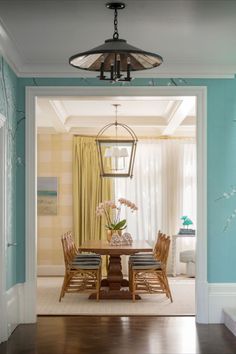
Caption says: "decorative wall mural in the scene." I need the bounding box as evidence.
[0,56,19,288]
[216,186,236,231]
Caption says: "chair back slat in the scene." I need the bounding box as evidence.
[130,230,173,302]
[59,231,101,302]
[154,234,171,266]
[61,231,77,265]
[153,230,163,253]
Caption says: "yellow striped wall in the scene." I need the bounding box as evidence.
[37,134,73,271]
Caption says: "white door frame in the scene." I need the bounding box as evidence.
[0,114,8,342]
[25,86,208,323]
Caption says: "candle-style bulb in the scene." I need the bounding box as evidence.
[100,56,105,79]
[110,62,114,81]
[126,57,131,81]
[117,54,121,78]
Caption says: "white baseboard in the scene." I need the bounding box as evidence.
[196,280,209,323]
[6,283,25,337]
[208,283,236,323]
[37,265,64,276]
[223,308,236,336]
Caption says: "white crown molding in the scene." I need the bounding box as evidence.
[0,20,234,79]
[162,97,195,136]
[17,64,236,79]
[0,13,235,79]
[49,100,67,123]
[0,17,23,76]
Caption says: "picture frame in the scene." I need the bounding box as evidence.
[37,177,58,215]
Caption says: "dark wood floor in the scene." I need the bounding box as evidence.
[0,316,236,354]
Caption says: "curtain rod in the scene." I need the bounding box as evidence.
[73,134,195,141]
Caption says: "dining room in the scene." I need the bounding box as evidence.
[36,92,196,316]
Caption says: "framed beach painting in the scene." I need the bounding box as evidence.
[37,177,58,215]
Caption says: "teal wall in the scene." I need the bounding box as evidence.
[17,76,236,283]
[3,58,236,287]
[0,57,18,289]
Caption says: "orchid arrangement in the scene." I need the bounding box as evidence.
[96,198,138,230]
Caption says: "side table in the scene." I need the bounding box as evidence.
[171,233,196,276]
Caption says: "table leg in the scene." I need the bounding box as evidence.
[107,255,123,290]
[89,254,140,300]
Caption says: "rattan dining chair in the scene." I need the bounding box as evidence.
[129,230,163,261]
[128,231,164,284]
[129,234,173,302]
[59,232,102,302]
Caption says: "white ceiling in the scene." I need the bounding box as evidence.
[0,0,235,77]
[36,96,196,137]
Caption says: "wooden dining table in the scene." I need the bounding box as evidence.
[79,239,153,300]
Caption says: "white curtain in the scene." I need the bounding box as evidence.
[114,138,196,275]
[176,142,196,274]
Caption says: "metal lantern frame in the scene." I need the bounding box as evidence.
[96,121,138,178]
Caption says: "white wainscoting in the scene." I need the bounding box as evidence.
[6,283,25,337]
[224,308,236,336]
[208,283,236,323]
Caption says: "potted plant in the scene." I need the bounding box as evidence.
[96,198,138,241]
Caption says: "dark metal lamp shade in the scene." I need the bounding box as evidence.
[69,38,163,72]
[69,2,163,82]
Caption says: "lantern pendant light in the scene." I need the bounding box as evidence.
[96,104,138,177]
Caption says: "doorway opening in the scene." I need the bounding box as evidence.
[25,87,207,322]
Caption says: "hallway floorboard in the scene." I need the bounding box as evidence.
[0,316,236,354]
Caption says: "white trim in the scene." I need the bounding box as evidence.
[0,14,234,79]
[17,68,235,79]
[195,86,208,323]
[224,307,236,336]
[0,123,7,343]
[25,91,37,323]
[37,265,64,277]
[0,18,22,77]
[208,283,236,323]
[6,283,25,336]
[25,86,207,322]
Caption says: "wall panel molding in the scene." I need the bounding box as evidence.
[208,283,236,323]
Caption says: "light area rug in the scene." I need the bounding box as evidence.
[37,277,195,316]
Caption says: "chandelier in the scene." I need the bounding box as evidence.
[69,2,163,82]
[96,104,138,177]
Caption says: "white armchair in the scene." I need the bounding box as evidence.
[179,250,195,277]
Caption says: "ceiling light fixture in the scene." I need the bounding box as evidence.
[96,104,138,177]
[69,2,163,82]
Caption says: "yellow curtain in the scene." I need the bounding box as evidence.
[73,136,112,247]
